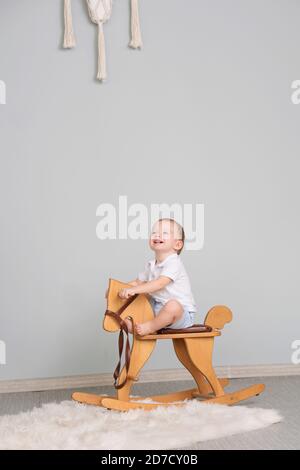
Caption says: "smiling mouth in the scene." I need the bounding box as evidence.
[153,240,164,245]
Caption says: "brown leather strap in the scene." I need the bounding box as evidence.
[105,294,138,389]
[157,324,213,334]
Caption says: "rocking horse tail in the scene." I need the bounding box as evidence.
[204,305,233,330]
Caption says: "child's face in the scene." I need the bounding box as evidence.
[149,220,183,255]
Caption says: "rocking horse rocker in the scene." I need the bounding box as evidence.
[72,279,265,411]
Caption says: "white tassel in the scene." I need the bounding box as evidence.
[63,0,76,48]
[129,0,142,49]
[97,22,107,81]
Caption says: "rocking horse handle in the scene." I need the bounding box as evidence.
[204,305,233,330]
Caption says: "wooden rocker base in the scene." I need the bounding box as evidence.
[72,392,107,407]
[71,388,215,408]
[100,384,265,412]
[72,378,229,406]
[72,378,229,408]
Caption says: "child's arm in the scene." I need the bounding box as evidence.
[127,279,145,287]
[119,277,171,299]
[105,279,144,298]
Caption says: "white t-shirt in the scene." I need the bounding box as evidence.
[137,253,197,312]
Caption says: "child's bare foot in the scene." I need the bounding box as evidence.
[123,317,133,333]
[135,321,156,336]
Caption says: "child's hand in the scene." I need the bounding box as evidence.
[119,288,136,299]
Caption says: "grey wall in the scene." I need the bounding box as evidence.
[0,0,300,381]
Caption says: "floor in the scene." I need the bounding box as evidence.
[0,376,299,450]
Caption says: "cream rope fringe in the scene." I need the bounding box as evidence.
[63,0,76,48]
[129,0,142,48]
[97,22,107,81]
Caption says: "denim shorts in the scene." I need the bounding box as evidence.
[149,297,195,329]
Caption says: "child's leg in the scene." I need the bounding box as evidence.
[135,300,184,336]
[122,294,153,333]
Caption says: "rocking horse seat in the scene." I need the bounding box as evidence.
[157,324,213,335]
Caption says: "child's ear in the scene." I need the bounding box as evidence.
[175,239,183,252]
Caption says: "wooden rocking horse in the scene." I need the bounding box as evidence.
[72,279,265,411]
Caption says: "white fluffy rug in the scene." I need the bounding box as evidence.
[0,399,282,450]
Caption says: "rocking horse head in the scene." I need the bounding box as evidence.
[103,279,153,333]
[102,279,154,390]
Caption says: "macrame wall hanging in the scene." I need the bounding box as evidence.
[63,0,143,81]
